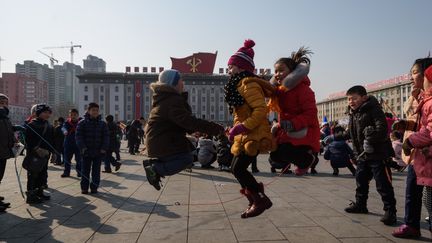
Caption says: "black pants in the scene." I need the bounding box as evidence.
[404,165,423,229]
[128,140,138,154]
[269,143,315,169]
[355,159,396,211]
[231,154,260,192]
[310,152,319,169]
[27,163,48,191]
[332,163,356,175]
[0,158,6,183]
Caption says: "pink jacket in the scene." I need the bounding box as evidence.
[408,90,432,187]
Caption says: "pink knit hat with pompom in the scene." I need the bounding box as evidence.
[228,39,256,72]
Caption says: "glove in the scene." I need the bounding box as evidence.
[392,120,407,131]
[280,120,294,132]
[363,140,374,154]
[402,139,413,156]
[323,135,334,145]
[228,124,249,142]
[34,147,50,158]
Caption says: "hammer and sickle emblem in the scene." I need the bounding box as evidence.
[186,57,202,73]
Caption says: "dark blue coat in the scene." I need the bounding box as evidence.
[324,140,354,168]
[75,113,109,157]
[62,118,81,148]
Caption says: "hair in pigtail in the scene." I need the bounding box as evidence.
[291,46,313,65]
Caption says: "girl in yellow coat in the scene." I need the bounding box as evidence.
[224,39,275,218]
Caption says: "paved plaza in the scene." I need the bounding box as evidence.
[0,145,431,243]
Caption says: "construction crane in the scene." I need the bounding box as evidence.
[38,50,59,68]
[43,41,82,64]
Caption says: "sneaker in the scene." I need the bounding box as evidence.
[252,168,260,173]
[81,190,89,194]
[60,174,70,178]
[392,224,421,238]
[90,190,98,194]
[144,165,162,191]
[310,168,318,175]
[115,162,122,171]
[344,201,368,214]
[380,210,397,225]
[201,164,215,169]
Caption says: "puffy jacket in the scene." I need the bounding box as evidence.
[197,138,216,165]
[274,77,321,152]
[336,96,394,161]
[231,77,276,156]
[53,123,65,152]
[323,140,354,168]
[75,113,109,157]
[62,118,81,148]
[402,89,421,164]
[25,118,54,153]
[145,83,223,158]
[0,108,15,159]
[407,89,432,186]
[107,121,121,151]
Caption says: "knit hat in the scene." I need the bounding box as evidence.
[35,104,52,117]
[228,39,256,73]
[158,69,181,87]
[425,65,432,83]
[0,93,8,100]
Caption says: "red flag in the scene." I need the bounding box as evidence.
[171,52,217,74]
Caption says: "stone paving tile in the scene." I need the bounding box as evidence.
[312,216,380,238]
[188,211,231,230]
[87,232,140,243]
[187,229,237,243]
[339,237,394,243]
[279,226,340,243]
[137,219,188,243]
[230,218,286,241]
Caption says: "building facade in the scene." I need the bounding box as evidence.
[83,55,106,73]
[77,72,234,123]
[317,74,411,124]
[0,73,48,107]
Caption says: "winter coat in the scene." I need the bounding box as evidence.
[62,118,81,148]
[127,120,141,143]
[407,89,432,186]
[53,123,65,152]
[402,89,420,164]
[272,77,321,152]
[0,108,15,159]
[107,121,121,151]
[216,135,233,166]
[145,83,223,158]
[231,77,276,156]
[197,138,216,165]
[323,140,354,168]
[75,113,109,157]
[336,96,394,161]
[25,118,54,153]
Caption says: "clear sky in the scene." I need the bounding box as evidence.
[0,0,431,101]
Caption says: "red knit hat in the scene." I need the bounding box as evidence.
[228,39,255,73]
[425,65,432,83]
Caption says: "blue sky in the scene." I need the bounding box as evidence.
[0,0,431,100]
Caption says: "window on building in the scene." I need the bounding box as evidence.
[84,95,88,101]
[202,106,206,111]
[145,96,149,102]
[115,86,119,92]
[211,88,214,94]
[220,97,223,102]
[100,86,104,92]
[100,104,104,110]
[115,96,119,101]
[128,87,132,92]
[211,97,215,102]
[127,96,131,102]
[115,105,119,111]
[192,88,196,94]
[202,88,205,92]
[100,95,104,101]
[219,106,223,111]
[211,106,214,112]
[211,114,215,120]
[84,86,88,92]
[202,97,206,102]
[127,105,131,111]
[192,97,196,102]
[219,114,224,120]
[192,105,196,111]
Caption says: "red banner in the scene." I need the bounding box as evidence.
[135,80,141,119]
[171,52,217,74]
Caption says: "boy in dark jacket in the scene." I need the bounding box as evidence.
[76,103,109,194]
[103,115,121,173]
[61,109,82,178]
[53,117,65,165]
[323,125,356,176]
[0,94,15,211]
[24,104,54,204]
[327,85,397,225]
[144,69,224,190]
[127,120,140,155]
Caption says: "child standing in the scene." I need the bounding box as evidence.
[61,109,82,178]
[225,40,275,218]
[0,94,15,211]
[331,85,397,225]
[76,103,109,194]
[24,104,54,204]
[323,126,356,176]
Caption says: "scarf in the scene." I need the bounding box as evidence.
[224,71,255,113]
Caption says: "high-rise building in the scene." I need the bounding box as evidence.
[83,55,106,73]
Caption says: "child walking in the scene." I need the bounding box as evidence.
[76,103,109,194]
[225,39,275,218]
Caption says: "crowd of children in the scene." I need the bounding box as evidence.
[0,41,431,239]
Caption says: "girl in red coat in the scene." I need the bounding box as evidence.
[269,48,320,176]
